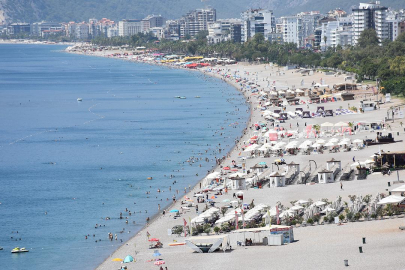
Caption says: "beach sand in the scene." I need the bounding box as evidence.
[67,48,405,270]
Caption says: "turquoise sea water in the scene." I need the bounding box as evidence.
[0,44,248,270]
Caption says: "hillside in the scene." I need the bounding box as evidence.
[0,0,404,23]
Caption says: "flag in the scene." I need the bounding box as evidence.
[276,206,280,225]
[267,208,272,227]
[189,217,192,236]
[183,218,188,237]
[235,211,239,230]
[241,208,246,228]
[146,231,150,239]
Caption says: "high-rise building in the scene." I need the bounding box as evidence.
[281,16,303,47]
[31,22,62,36]
[241,9,275,42]
[320,16,353,50]
[142,15,166,33]
[7,23,30,35]
[207,19,242,43]
[118,19,142,36]
[180,7,216,38]
[352,2,389,45]
[297,11,322,40]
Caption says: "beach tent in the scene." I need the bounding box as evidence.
[124,255,134,263]
[185,235,230,253]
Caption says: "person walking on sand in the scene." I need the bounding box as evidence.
[340,182,343,190]
[353,156,355,162]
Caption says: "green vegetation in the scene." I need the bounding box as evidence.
[92,29,405,96]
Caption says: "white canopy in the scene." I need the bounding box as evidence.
[391,185,405,193]
[377,195,405,205]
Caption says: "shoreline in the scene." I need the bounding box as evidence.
[66,48,405,270]
[64,49,256,269]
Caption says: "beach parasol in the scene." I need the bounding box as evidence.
[223,199,230,203]
[152,250,162,257]
[112,258,123,262]
[223,167,230,170]
[353,139,363,144]
[154,260,165,266]
[169,209,179,213]
[124,255,134,263]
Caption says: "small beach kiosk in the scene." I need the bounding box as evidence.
[233,225,294,246]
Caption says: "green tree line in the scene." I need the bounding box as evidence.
[92,29,405,96]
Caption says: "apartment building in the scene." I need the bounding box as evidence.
[352,2,389,45]
[241,9,275,42]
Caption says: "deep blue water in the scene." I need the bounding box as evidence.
[0,44,248,270]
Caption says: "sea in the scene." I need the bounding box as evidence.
[0,44,249,270]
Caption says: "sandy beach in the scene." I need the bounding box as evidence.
[66,47,405,270]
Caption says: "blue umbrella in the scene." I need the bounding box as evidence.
[169,209,179,213]
[153,250,162,257]
[259,162,267,165]
[124,255,134,263]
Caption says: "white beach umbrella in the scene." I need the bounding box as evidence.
[314,201,326,207]
[321,122,334,127]
[329,138,339,143]
[312,143,321,148]
[324,142,335,147]
[334,122,349,127]
[295,199,309,205]
[291,205,304,211]
[316,139,326,144]
[364,159,375,164]
[338,140,349,145]
[353,139,363,143]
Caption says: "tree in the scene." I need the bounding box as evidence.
[357,29,379,48]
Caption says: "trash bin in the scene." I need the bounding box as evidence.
[262,237,268,246]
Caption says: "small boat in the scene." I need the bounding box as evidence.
[11,247,29,253]
[147,177,153,180]
[174,96,181,98]
[195,96,201,98]
[179,96,186,99]
[77,98,83,102]
[0,246,3,250]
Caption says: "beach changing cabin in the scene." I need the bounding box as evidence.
[269,172,286,187]
[318,169,334,184]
